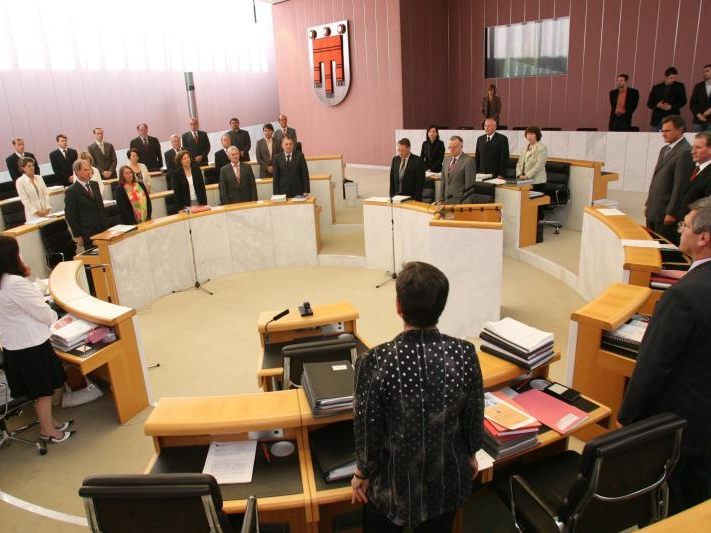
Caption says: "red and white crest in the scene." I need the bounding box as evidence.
[308,20,351,106]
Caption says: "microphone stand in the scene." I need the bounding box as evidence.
[376,195,398,288]
[173,207,213,296]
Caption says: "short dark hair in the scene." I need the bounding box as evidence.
[695,131,711,148]
[524,126,542,141]
[18,157,35,171]
[664,66,678,77]
[175,149,192,167]
[56,134,67,142]
[396,262,449,328]
[0,236,26,281]
[126,148,140,159]
[230,117,239,123]
[263,123,274,132]
[397,138,411,148]
[449,135,464,144]
[617,73,629,81]
[661,114,686,130]
[426,125,440,141]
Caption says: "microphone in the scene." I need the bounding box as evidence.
[264,308,290,340]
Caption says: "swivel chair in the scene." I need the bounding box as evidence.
[1,200,26,229]
[541,161,571,233]
[39,218,77,270]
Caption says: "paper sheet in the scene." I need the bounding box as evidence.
[203,440,257,484]
[597,208,626,216]
[620,239,662,248]
[475,449,495,470]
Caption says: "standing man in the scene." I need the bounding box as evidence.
[164,134,182,174]
[619,198,711,515]
[647,67,687,132]
[475,118,509,180]
[87,128,118,180]
[181,117,210,166]
[226,117,251,162]
[389,138,425,201]
[439,136,476,203]
[273,114,297,147]
[609,74,640,131]
[645,115,693,244]
[49,134,78,187]
[129,123,163,171]
[689,64,711,132]
[219,146,257,205]
[5,138,39,182]
[255,123,281,178]
[273,137,309,198]
[64,159,108,250]
[676,132,711,222]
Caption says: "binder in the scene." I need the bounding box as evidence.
[301,360,354,406]
[309,420,357,481]
[600,315,649,354]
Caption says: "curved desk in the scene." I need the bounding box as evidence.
[49,260,149,423]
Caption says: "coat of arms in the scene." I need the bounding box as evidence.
[308,20,351,106]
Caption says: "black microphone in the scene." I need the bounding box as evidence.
[272,309,290,321]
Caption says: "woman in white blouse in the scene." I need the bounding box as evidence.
[126,148,151,193]
[15,158,51,221]
[0,236,72,443]
[78,151,107,199]
[516,126,548,187]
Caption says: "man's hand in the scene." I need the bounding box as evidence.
[350,468,369,504]
[697,113,708,123]
[469,455,479,480]
[39,208,51,217]
[195,155,204,163]
[663,214,677,225]
[74,236,83,246]
[267,165,273,174]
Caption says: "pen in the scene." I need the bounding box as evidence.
[261,442,271,463]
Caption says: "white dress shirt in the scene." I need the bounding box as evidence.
[88,165,106,198]
[0,274,57,350]
[15,173,50,221]
[185,170,197,202]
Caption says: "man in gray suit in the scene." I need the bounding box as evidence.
[273,114,297,147]
[645,115,694,244]
[219,146,257,205]
[255,123,282,178]
[87,127,117,180]
[438,136,476,203]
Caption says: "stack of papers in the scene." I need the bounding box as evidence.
[270,194,287,202]
[104,224,137,238]
[482,391,540,459]
[597,208,626,216]
[391,195,411,203]
[480,317,555,370]
[475,173,493,181]
[51,314,97,351]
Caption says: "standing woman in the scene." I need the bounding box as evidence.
[419,125,445,172]
[481,84,502,126]
[0,236,73,443]
[15,158,51,221]
[126,148,152,193]
[171,150,207,209]
[115,165,152,225]
[516,126,548,189]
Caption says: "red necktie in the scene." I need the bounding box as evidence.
[233,164,240,185]
[690,166,700,182]
[449,157,457,171]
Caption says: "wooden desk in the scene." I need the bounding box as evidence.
[49,261,149,423]
[640,500,711,531]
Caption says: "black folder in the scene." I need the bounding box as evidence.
[309,420,356,480]
[301,360,354,407]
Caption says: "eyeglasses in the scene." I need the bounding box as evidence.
[677,221,690,233]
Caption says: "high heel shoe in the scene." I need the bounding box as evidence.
[40,430,75,444]
[55,420,74,431]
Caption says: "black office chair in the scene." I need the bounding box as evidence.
[1,200,26,229]
[0,349,48,455]
[498,124,508,130]
[506,156,519,179]
[506,413,685,533]
[466,182,497,204]
[542,127,562,131]
[513,126,528,130]
[541,161,571,234]
[458,125,476,130]
[39,218,77,269]
[79,473,237,533]
[629,126,640,132]
[576,127,598,131]
[104,202,122,227]
[0,181,16,200]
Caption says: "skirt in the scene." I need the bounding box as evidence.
[3,339,66,399]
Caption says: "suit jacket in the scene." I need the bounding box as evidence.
[64,180,108,246]
[608,87,639,127]
[181,130,211,165]
[689,81,711,125]
[164,148,181,173]
[49,148,78,186]
[227,129,252,161]
[115,181,152,225]
[6,152,39,181]
[677,164,711,220]
[129,135,163,170]
[389,154,425,201]
[439,153,476,203]
[420,140,445,173]
[475,132,509,179]
[213,149,229,172]
[170,164,207,208]
[255,138,282,178]
[645,138,693,222]
[273,126,298,147]
[516,142,548,185]
[273,151,309,197]
[219,162,257,205]
[15,174,51,221]
[647,81,687,127]
[619,261,711,455]
[87,141,118,179]
[481,96,501,121]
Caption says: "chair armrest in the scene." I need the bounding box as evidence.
[510,475,562,533]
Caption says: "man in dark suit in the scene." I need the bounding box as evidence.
[619,198,711,514]
[129,123,163,170]
[213,134,231,172]
[5,138,39,181]
[164,134,182,173]
[676,132,711,221]
[255,123,281,178]
[689,64,711,132]
[219,146,257,205]
[475,119,509,180]
[647,67,687,131]
[644,115,693,244]
[389,138,425,201]
[273,137,309,198]
[87,127,118,180]
[64,159,108,250]
[438,136,476,203]
[181,117,210,165]
[226,117,251,162]
[273,114,298,147]
[609,74,640,131]
[49,134,78,187]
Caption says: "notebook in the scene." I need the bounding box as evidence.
[513,389,588,435]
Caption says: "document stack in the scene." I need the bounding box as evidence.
[50,314,97,352]
[309,420,357,481]
[600,315,649,357]
[482,391,540,460]
[650,269,686,290]
[301,360,354,418]
[480,317,554,370]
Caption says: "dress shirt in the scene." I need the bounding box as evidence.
[266,138,273,158]
[696,159,711,174]
[0,274,57,350]
[185,171,197,201]
[231,163,240,182]
[706,81,711,99]
[689,257,711,272]
[15,173,51,221]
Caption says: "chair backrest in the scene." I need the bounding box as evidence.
[39,218,77,268]
[512,126,527,130]
[544,161,571,185]
[1,200,26,229]
[559,413,686,532]
[576,127,598,131]
[542,127,562,131]
[79,473,233,533]
[0,181,16,200]
[104,203,122,227]
[470,181,496,204]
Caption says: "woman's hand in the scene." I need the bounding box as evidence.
[351,468,369,504]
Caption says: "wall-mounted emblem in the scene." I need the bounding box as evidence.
[308,20,351,106]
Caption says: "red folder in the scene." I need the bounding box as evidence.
[513,389,588,435]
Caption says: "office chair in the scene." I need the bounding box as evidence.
[576,127,598,131]
[541,127,562,131]
[513,126,527,130]
[104,203,122,228]
[0,181,16,200]
[506,413,685,533]
[498,124,508,130]
[540,161,571,234]
[0,349,48,455]
[39,218,77,270]
[628,126,640,132]
[458,125,476,130]
[239,495,259,533]
[1,200,26,229]
[79,473,236,533]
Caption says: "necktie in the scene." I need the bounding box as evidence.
[487,136,491,143]
[99,143,105,155]
[690,166,700,182]
[233,164,240,185]
[287,154,291,164]
[399,157,406,178]
[143,137,148,146]
[85,183,94,199]
[62,149,67,158]
[662,145,672,160]
[449,157,457,171]
[193,131,198,143]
